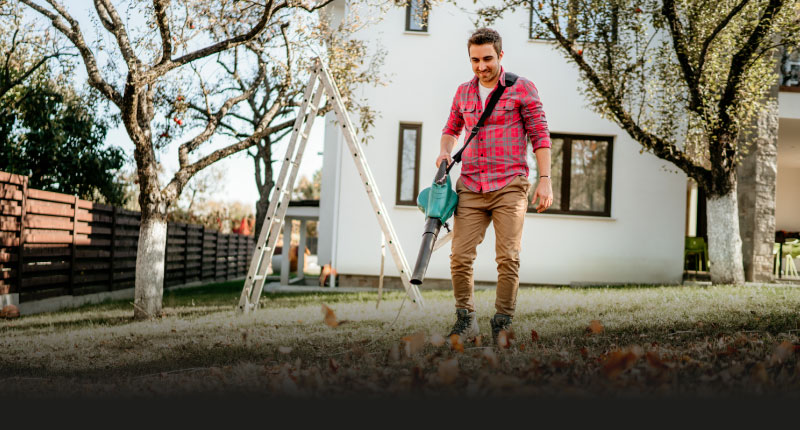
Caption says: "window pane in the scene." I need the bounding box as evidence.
[408,0,427,31]
[527,138,563,211]
[399,127,418,202]
[569,139,608,212]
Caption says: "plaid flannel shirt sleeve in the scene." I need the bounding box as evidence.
[519,79,551,152]
[442,87,465,138]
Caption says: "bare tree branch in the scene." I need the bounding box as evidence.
[93,0,141,69]
[152,0,173,66]
[662,0,704,116]
[19,0,123,106]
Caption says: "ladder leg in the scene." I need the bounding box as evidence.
[238,69,321,312]
[316,58,425,308]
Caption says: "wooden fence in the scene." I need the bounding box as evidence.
[0,172,254,303]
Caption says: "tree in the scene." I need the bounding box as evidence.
[475,0,800,284]
[293,168,322,200]
[0,3,125,205]
[20,0,348,319]
[183,5,388,239]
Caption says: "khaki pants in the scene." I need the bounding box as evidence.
[450,175,530,317]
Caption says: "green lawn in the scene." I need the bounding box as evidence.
[1,281,800,398]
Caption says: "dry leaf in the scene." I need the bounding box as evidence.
[388,343,400,362]
[751,362,768,384]
[328,357,340,373]
[497,330,510,349]
[587,320,604,334]
[321,303,339,327]
[769,341,794,365]
[601,346,641,379]
[278,346,292,354]
[645,351,670,370]
[402,331,426,356]
[437,358,459,384]
[429,333,445,347]
[448,334,464,353]
[483,348,499,368]
[530,329,539,342]
[580,347,589,358]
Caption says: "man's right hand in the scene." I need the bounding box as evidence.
[435,151,453,168]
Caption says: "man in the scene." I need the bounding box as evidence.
[436,27,553,345]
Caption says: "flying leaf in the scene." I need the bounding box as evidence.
[437,358,459,384]
[448,334,465,353]
[497,330,511,349]
[321,303,339,327]
[402,331,426,356]
[587,320,604,334]
[429,333,445,347]
[483,348,499,368]
[769,341,794,365]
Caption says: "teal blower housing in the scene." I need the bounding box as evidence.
[410,161,457,285]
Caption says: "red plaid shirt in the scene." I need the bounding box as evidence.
[442,68,551,193]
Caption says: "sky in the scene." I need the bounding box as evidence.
[42,3,325,210]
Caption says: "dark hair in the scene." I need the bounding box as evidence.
[468,27,502,56]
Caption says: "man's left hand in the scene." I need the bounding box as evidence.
[532,178,553,213]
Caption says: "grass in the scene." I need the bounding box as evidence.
[1,280,800,398]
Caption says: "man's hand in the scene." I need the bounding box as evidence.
[435,151,453,168]
[532,177,553,213]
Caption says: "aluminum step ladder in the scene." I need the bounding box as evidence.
[237,57,425,313]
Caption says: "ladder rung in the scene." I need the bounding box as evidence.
[253,275,265,281]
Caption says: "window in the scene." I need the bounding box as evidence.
[405,0,429,32]
[526,134,613,216]
[780,48,800,92]
[396,123,422,206]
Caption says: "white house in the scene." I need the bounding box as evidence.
[314,0,800,288]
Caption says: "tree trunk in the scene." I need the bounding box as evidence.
[133,214,168,319]
[706,187,746,285]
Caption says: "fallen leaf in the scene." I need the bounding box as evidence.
[328,357,340,373]
[278,346,292,354]
[388,343,400,362]
[751,362,768,384]
[437,358,459,384]
[321,303,339,327]
[429,333,445,347]
[448,334,464,353]
[580,347,589,358]
[483,349,499,368]
[402,331,426,356]
[587,320,604,334]
[601,346,641,379]
[769,341,794,365]
[530,329,539,342]
[645,351,670,370]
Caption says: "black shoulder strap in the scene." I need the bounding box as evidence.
[447,72,519,174]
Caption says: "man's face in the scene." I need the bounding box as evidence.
[469,43,503,86]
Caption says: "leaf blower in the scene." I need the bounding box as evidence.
[410,72,518,285]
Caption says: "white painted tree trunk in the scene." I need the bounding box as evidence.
[706,188,746,285]
[134,216,168,319]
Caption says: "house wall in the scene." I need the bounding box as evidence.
[320,1,687,286]
[776,166,800,232]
